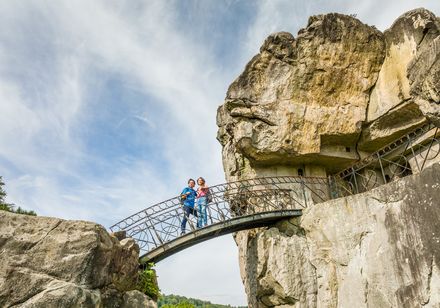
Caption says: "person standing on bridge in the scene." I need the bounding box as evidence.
[196,177,210,228]
[180,178,197,235]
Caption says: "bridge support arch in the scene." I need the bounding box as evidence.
[141,209,302,263]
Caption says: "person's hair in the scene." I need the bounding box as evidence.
[197,177,206,185]
[188,178,195,184]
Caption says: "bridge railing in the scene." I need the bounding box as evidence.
[109,176,330,254]
[332,123,439,197]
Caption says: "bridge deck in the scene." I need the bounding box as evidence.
[141,209,302,263]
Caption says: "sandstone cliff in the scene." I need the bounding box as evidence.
[237,163,440,307]
[0,211,156,308]
[217,8,439,179]
[217,8,440,307]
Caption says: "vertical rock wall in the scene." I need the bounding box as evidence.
[235,221,317,307]
[236,163,440,307]
[302,163,440,307]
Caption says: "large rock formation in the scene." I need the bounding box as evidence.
[218,8,440,307]
[217,8,440,179]
[0,211,156,308]
[217,13,386,178]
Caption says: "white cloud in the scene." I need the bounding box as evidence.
[0,0,225,210]
[0,0,244,304]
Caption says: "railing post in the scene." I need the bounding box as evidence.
[327,176,333,199]
[420,127,438,171]
[174,209,182,231]
[377,153,388,184]
[407,135,422,173]
[301,177,307,208]
[215,202,226,221]
[147,219,164,245]
[146,224,158,247]
[352,168,359,194]
[207,205,214,224]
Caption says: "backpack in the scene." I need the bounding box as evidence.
[179,193,187,205]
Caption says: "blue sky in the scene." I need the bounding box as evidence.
[1,1,439,305]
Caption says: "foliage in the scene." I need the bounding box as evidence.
[0,203,12,212]
[161,301,195,308]
[10,206,37,216]
[0,176,36,216]
[158,294,247,308]
[137,262,160,301]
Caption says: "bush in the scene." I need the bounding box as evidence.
[158,294,247,308]
[0,203,12,212]
[161,301,195,308]
[0,201,37,216]
[137,262,160,301]
[13,206,37,216]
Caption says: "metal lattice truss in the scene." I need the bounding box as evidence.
[110,176,329,255]
[110,122,440,260]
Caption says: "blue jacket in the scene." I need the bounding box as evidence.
[181,187,197,207]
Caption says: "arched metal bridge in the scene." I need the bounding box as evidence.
[110,123,439,263]
[110,176,330,263]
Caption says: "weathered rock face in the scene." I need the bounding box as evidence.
[217,13,386,179]
[235,221,317,307]
[217,8,440,180]
[239,163,440,307]
[0,212,156,308]
[361,8,440,150]
[218,8,440,308]
[302,163,440,308]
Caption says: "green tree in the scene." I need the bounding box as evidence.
[0,176,13,211]
[137,262,160,301]
[158,294,247,308]
[0,176,36,216]
[161,301,195,308]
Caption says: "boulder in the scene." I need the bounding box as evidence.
[217,13,385,179]
[0,212,156,308]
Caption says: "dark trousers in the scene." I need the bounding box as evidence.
[181,205,197,233]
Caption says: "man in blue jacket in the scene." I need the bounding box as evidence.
[180,178,197,235]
